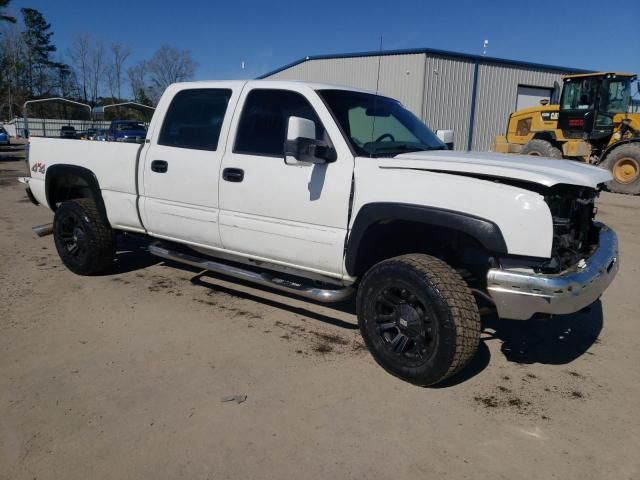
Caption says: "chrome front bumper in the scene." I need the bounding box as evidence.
[487,224,619,320]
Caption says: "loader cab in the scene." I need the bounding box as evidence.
[558,73,635,140]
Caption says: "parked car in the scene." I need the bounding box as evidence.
[0,126,9,146]
[108,120,147,143]
[23,80,619,386]
[59,125,78,139]
[83,127,99,140]
[93,129,108,141]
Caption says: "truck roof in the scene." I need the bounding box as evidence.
[169,79,377,95]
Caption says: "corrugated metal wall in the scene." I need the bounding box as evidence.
[267,54,426,118]
[471,63,564,151]
[422,55,475,150]
[266,53,570,151]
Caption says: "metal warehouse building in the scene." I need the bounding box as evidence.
[259,48,590,151]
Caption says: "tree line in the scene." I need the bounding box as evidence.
[0,1,198,119]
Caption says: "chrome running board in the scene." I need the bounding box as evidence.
[148,244,354,303]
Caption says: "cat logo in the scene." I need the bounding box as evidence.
[541,112,559,122]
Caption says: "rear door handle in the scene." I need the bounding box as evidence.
[222,168,244,182]
[151,160,168,173]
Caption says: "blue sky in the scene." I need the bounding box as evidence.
[6,0,640,88]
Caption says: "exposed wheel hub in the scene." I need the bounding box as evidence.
[613,157,639,184]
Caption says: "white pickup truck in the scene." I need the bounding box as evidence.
[23,80,619,385]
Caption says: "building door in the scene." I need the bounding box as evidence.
[516,85,553,110]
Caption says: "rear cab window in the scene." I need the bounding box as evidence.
[158,89,232,151]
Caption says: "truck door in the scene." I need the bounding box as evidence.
[141,86,239,248]
[218,85,354,278]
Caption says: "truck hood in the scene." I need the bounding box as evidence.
[380,150,611,188]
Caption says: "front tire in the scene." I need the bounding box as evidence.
[53,198,115,275]
[521,139,563,159]
[601,143,640,195]
[356,254,481,386]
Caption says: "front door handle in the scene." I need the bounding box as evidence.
[222,168,244,182]
[151,160,168,173]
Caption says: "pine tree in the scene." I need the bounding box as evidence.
[137,87,153,106]
[0,0,17,24]
[21,8,57,96]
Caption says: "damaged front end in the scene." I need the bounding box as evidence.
[485,181,618,320]
[540,184,600,273]
[461,176,604,274]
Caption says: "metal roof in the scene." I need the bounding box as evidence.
[92,102,155,114]
[258,47,594,79]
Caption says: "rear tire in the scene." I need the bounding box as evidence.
[601,143,640,195]
[53,198,115,275]
[356,254,481,386]
[521,139,563,159]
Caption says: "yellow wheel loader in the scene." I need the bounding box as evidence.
[494,72,640,194]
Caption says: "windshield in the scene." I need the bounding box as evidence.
[318,89,446,157]
[561,77,600,110]
[561,75,633,114]
[599,77,632,114]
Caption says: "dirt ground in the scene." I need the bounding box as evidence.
[1,155,639,480]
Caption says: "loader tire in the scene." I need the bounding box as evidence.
[521,139,563,159]
[602,143,640,195]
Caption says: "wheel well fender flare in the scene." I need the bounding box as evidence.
[45,164,107,218]
[344,203,508,276]
[532,131,557,142]
[599,138,640,165]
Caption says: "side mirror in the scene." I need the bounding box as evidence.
[284,116,337,165]
[436,129,454,150]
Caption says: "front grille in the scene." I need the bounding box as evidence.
[542,186,598,272]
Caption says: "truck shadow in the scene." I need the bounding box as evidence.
[434,341,492,388]
[190,272,359,331]
[484,301,603,365]
[436,304,603,387]
[108,235,161,274]
[106,237,602,385]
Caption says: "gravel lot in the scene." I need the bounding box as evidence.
[1,155,639,480]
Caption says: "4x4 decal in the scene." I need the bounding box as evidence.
[31,162,46,174]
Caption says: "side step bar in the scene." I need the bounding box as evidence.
[148,244,354,303]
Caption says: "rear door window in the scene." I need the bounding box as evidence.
[158,89,232,151]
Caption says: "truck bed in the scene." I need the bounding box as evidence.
[27,137,145,232]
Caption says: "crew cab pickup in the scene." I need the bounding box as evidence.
[23,80,619,386]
